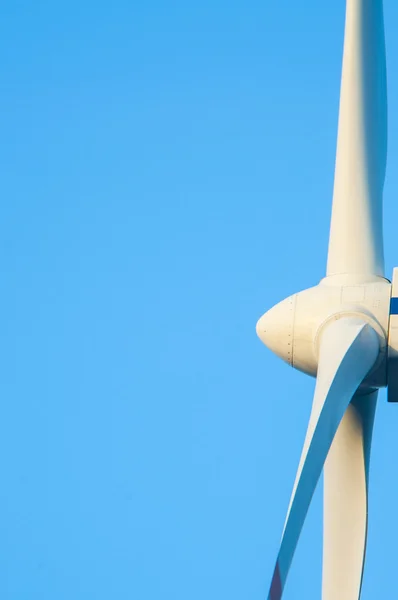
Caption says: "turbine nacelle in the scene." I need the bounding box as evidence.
[256,276,391,388]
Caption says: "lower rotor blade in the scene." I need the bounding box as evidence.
[267,318,379,600]
[323,390,377,600]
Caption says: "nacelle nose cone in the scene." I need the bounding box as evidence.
[256,295,296,366]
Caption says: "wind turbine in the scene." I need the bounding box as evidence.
[256,1,397,598]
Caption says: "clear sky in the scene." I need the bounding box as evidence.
[2,1,398,598]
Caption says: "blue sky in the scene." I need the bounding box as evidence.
[2,1,398,598]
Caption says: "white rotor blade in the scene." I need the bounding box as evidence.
[267,318,379,600]
[327,0,387,277]
[323,390,377,600]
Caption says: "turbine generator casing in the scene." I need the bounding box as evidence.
[388,267,398,401]
[256,275,391,389]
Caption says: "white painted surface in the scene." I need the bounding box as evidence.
[323,391,377,600]
[256,277,390,386]
[258,0,391,597]
[267,318,379,599]
[327,0,387,278]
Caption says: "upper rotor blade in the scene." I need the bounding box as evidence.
[327,0,387,278]
[323,390,377,600]
[267,318,379,600]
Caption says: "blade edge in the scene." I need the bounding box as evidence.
[267,318,379,599]
[322,390,377,600]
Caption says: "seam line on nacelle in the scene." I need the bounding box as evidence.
[292,294,297,369]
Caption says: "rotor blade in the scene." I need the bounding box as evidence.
[327,0,387,278]
[267,318,379,600]
[323,390,377,600]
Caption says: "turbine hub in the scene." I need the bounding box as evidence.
[256,276,391,388]
[256,295,296,366]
